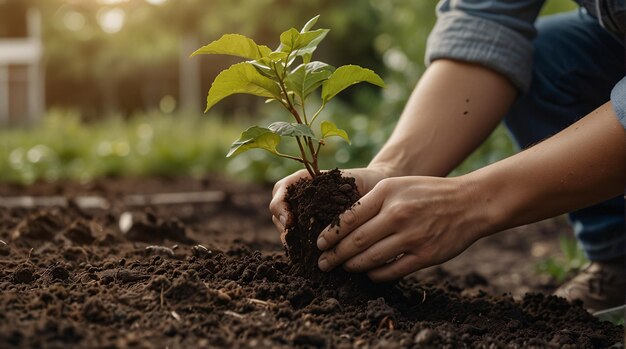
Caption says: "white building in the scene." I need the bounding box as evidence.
[0,7,44,125]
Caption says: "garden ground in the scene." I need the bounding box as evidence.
[0,176,622,348]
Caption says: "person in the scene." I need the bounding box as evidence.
[270,0,626,313]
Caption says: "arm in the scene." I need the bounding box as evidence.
[317,103,626,282]
[473,101,626,233]
[369,59,516,177]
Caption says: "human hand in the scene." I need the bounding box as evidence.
[269,167,394,242]
[316,176,492,282]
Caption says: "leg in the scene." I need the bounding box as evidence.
[504,9,625,262]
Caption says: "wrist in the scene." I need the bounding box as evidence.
[366,162,404,178]
[460,170,513,240]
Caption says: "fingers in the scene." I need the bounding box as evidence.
[317,198,385,272]
[342,233,407,273]
[272,215,284,234]
[316,192,382,252]
[367,254,424,283]
[269,170,310,231]
[341,168,385,196]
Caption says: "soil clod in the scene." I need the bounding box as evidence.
[0,176,622,348]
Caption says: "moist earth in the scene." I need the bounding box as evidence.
[0,176,622,348]
[283,169,368,287]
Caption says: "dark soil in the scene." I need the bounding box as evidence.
[0,176,623,348]
[283,169,366,286]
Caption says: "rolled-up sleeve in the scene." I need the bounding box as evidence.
[611,77,626,130]
[426,0,546,93]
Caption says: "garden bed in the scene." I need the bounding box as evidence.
[0,177,622,348]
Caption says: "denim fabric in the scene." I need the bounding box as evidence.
[426,0,626,130]
[426,0,544,93]
[579,0,626,36]
[503,10,625,261]
[612,77,626,127]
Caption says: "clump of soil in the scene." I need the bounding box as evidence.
[283,169,363,284]
[0,176,623,348]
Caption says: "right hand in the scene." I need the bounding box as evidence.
[269,167,394,240]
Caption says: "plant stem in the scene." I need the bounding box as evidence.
[314,141,322,159]
[272,62,314,175]
[300,96,309,125]
[300,96,320,175]
[307,138,320,174]
[295,137,316,177]
[274,152,306,164]
[272,59,320,177]
[308,102,326,126]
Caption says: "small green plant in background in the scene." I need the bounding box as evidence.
[536,236,589,283]
[0,110,240,184]
[192,15,384,177]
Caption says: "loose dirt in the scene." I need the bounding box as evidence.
[0,176,622,348]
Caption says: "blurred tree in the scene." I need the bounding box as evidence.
[29,0,382,119]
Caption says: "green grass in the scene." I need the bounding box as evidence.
[0,110,241,184]
[536,236,590,283]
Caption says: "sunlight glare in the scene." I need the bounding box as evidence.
[97,7,125,34]
[145,0,167,5]
[63,10,86,32]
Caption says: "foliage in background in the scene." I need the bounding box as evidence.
[32,0,381,117]
[0,0,579,183]
[535,236,590,283]
[0,110,239,184]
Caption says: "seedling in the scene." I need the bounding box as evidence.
[192,15,384,177]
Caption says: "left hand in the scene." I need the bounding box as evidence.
[316,175,494,282]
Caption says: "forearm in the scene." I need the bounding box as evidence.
[369,59,516,177]
[470,102,626,235]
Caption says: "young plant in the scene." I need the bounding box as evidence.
[192,15,384,177]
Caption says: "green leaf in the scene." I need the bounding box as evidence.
[285,62,334,100]
[269,122,315,138]
[249,60,275,79]
[294,29,328,57]
[227,126,281,158]
[191,34,271,60]
[206,63,282,112]
[279,28,328,53]
[321,65,385,102]
[321,121,350,144]
[301,15,320,32]
[302,53,313,64]
[268,52,289,62]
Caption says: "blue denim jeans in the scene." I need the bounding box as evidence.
[504,10,625,261]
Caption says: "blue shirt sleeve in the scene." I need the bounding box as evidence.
[425,0,546,93]
[611,76,626,131]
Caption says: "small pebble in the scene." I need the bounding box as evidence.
[0,240,9,256]
[414,328,435,345]
[216,289,231,302]
[118,212,133,234]
[192,244,211,257]
[145,246,175,257]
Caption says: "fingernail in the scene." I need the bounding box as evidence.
[317,235,328,250]
[279,215,286,227]
[318,257,329,271]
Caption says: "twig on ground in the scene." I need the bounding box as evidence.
[247,298,275,308]
[160,285,165,308]
[223,310,245,319]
